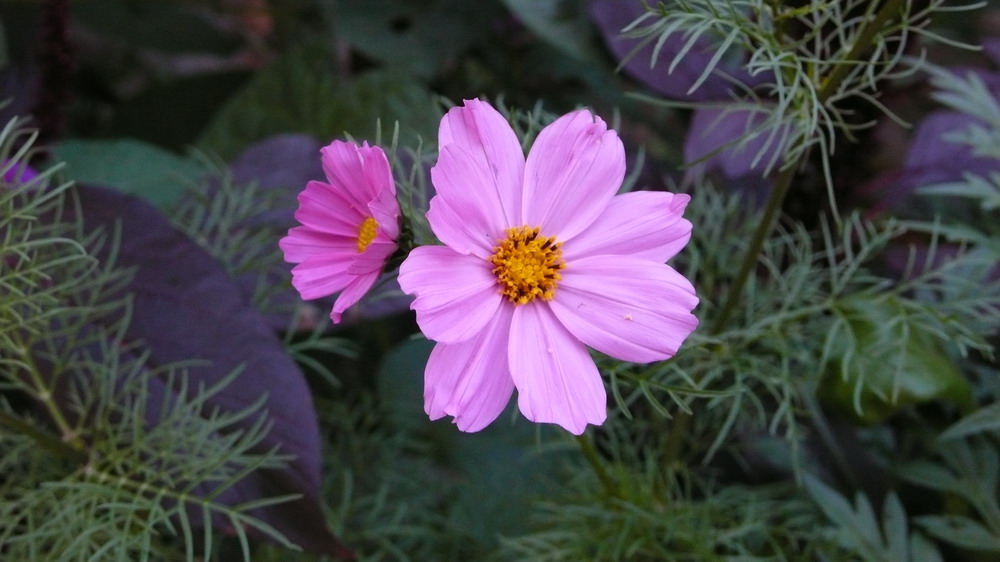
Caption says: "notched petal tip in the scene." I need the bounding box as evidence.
[329,271,381,324]
[422,309,515,432]
[522,108,626,241]
[509,305,608,435]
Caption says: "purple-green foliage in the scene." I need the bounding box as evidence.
[72,184,348,557]
[4,0,1000,560]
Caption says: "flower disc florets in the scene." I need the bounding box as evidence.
[488,226,565,304]
[356,217,379,253]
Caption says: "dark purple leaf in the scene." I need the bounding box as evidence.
[229,133,325,229]
[982,38,1000,69]
[75,184,351,559]
[587,0,766,101]
[903,111,988,170]
[683,106,788,180]
[858,110,1000,217]
[224,134,330,328]
[0,64,40,126]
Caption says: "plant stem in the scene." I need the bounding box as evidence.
[0,410,87,464]
[575,433,620,500]
[666,0,904,464]
[711,0,902,334]
[710,161,800,333]
[11,331,85,449]
[818,0,902,102]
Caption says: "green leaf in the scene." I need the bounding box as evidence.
[940,403,1000,441]
[910,532,945,562]
[883,492,909,560]
[803,476,887,560]
[917,515,1000,552]
[51,139,202,208]
[325,0,499,79]
[805,476,933,561]
[818,295,972,424]
[501,0,604,63]
[376,338,581,549]
[899,461,964,497]
[804,476,864,536]
[196,41,439,159]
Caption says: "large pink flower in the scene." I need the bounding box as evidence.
[280,140,400,323]
[398,99,699,435]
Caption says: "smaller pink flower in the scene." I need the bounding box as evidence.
[280,140,400,323]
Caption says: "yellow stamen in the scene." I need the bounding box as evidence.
[488,226,565,305]
[356,217,378,253]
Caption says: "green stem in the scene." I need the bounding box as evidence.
[710,161,799,333]
[11,331,84,449]
[0,410,87,464]
[711,0,902,334]
[662,409,689,467]
[575,433,620,500]
[818,0,903,102]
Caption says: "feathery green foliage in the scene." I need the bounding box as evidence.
[5,0,1000,558]
[628,0,982,190]
[0,119,297,561]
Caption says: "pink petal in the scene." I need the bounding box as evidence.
[288,252,354,300]
[320,141,391,212]
[509,304,607,435]
[522,110,625,241]
[279,226,353,264]
[424,305,515,432]
[347,239,396,275]
[549,256,699,363]
[426,196,500,258]
[398,246,504,343]
[293,180,365,237]
[358,142,396,195]
[438,99,524,226]
[368,184,401,240]
[563,192,693,263]
[428,143,513,255]
[330,270,380,323]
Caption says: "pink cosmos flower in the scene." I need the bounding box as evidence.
[398,99,699,435]
[280,140,399,323]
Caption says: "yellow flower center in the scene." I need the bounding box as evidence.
[488,226,565,305]
[356,217,378,253]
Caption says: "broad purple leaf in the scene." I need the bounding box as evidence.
[903,111,989,170]
[0,64,39,126]
[225,134,329,328]
[858,110,1000,216]
[683,106,789,180]
[75,184,351,558]
[983,38,1000,69]
[229,134,325,229]
[588,0,765,101]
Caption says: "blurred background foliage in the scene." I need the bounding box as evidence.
[2,0,1000,560]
